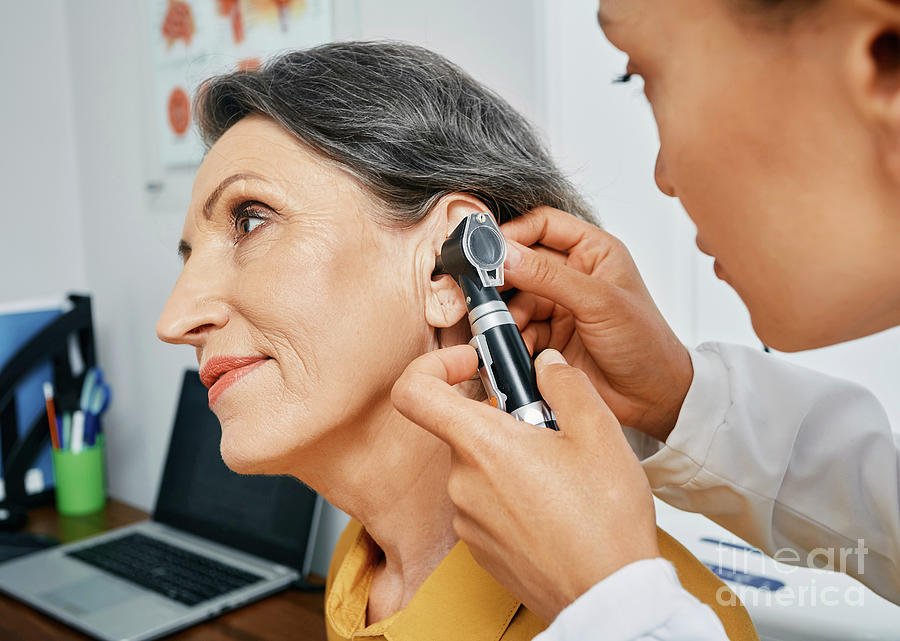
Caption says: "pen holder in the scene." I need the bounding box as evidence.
[51,436,106,516]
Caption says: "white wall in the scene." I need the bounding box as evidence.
[537,0,697,342]
[0,1,87,302]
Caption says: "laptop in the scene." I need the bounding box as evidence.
[0,370,323,641]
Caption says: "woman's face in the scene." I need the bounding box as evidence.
[156,115,437,475]
[599,0,900,350]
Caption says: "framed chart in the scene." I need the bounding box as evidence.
[148,0,332,168]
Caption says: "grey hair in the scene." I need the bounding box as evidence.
[194,41,593,227]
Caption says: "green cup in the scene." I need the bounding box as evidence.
[51,436,106,516]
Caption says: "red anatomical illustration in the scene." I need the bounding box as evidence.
[217,0,245,44]
[161,0,195,49]
[168,87,190,136]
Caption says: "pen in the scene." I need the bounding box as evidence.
[43,382,60,450]
[80,367,100,412]
[62,412,72,451]
[84,412,98,448]
[71,411,85,454]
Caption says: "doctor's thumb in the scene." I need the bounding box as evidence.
[535,349,618,438]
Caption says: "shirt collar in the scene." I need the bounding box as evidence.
[326,523,522,641]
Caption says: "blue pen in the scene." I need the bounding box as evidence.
[83,412,96,448]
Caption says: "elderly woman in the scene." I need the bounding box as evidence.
[156,42,757,640]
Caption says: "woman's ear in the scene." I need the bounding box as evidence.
[422,193,493,329]
[425,272,467,329]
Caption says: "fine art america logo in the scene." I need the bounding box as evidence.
[715,540,870,608]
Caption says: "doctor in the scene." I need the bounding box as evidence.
[391,0,900,638]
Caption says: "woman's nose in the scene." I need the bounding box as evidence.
[156,260,230,348]
[654,150,677,198]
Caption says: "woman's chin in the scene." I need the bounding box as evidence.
[217,415,325,477]
[219,444,272,475]
[218,430,294,476]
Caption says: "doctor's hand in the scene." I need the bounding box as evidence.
[501,207,693,443]
[391,345,660,623]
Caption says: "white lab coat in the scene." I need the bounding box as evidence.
[535,342,900,641]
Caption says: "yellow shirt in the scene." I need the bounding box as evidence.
[325,520,758,641]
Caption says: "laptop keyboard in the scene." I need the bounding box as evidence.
[67,532,265,607]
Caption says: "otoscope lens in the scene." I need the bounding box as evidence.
[468,226,504,266]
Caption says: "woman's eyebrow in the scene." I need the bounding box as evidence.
[202,172,268,220]
[177,173,270,260]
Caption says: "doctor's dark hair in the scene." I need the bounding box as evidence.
[194,41,593,227]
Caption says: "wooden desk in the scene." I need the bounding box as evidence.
[0,499,327,641]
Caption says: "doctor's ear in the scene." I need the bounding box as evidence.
[849,5,900,178]
[422,193,492,329]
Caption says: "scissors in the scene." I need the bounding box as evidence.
[79,367,112,446]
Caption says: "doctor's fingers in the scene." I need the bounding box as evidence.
[507,291,576,343]
[520,322,544,356]
[496,244,567,299]
[503,240,624,327]
[534,351,620,442]
[506,290,555,327]
[391,345,533,457]
[500,205,623,260]
[503,207,646,293]
[520,318,580,359]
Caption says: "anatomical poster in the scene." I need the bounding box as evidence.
[149,0,332,168]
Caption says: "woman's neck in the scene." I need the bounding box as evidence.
[299,395,460,623]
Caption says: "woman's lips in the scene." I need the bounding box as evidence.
[201,356,270,407]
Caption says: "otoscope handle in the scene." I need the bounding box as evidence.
[465,290,559,431]
[437,215,557,431]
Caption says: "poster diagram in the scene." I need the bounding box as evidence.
[149,0,332,168]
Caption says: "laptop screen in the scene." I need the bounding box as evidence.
[153,370,318,572]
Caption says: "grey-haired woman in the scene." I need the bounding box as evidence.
[156,41,756,641]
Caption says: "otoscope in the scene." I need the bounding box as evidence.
[434,213,558,431]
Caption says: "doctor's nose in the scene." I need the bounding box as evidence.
[156,258,230,349]
[654,151,676,198]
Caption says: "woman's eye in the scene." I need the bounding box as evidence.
[613,72,634,84]
[238,216,265,234]
[231,202,270,240]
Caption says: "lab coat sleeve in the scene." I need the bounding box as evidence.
[533,558,729,641]
[641,342,900,603]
